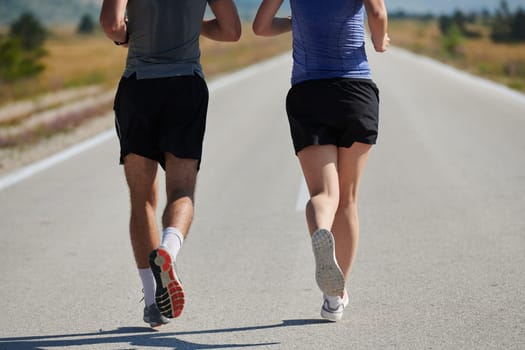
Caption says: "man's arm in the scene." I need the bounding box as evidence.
[100,0,128,44]
[201,0,241,42]
[252,0,291,36]
[364,0,390,52]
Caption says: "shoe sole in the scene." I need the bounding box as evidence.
[312,229,345,297]
[149,321,165,328]
[149,247,185,319]
[144,315,169,328]
[143,307,170,328]
[321,307,343,322]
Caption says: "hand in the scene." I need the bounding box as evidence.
[373,33,390,52]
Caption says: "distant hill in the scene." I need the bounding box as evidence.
[0,0,524,26]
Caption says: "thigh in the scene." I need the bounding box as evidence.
[298,144,339,198]
[123,153,159,204]
[337,142,372,204]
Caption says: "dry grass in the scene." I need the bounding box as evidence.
[389,20,442,55]
[201,26,292,77]
[42,28,128,90]
[389,19,525,92]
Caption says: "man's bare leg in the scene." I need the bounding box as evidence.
[149,152,199,319]
[123,153,160,269]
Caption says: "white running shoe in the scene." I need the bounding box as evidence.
[311,229,345,297]
[321,291,349,322]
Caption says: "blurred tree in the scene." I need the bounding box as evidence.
[0,13,47,82]
[452,10,467,32]
[491,0,513,42]
[480,8,492,25]
[77,14,96,35]
[438,15,453,35]
[511,8,525,41]
[440,10,481,38]
[442,23,464,56]
[0,37,45,82]
[9,12,47,51]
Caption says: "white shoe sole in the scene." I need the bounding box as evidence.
[321,308,343,322]
[312,229,345,297]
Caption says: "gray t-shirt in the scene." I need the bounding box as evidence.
[123,0,215,79]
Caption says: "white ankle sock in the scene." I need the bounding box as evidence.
[160,227,184,259]
[139,268,156,306]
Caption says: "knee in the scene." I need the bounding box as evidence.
[308,192,339,212]
[338,184,359,208]
[129,189,158,211]
[167,190,194,206]
[337,196,358,216]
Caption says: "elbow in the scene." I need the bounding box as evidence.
[369,7,388,22]
[229,24,242,42]
[252,23,264,36]
[252,21,269,36]
[221,21,241,42]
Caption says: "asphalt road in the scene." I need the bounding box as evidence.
[1,48,524,349]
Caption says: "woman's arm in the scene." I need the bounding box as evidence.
[100,0,128,44]
[363,0,390,52]
[252,0,291,36]
[201,0,241,42]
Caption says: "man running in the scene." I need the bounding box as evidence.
[253,0,389,321]
[100,0,240,327]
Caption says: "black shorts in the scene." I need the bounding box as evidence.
[113,74,209,169]
[286,78,379,154]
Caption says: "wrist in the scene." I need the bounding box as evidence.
[114,30,129,46]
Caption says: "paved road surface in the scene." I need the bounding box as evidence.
[1,49,524,349]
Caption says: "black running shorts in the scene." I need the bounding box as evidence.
[286,78,379,154]
[113,74,209,169]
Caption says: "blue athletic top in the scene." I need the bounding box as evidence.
[290,0,371,85]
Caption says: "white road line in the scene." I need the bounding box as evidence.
[0,130,114,190]
[0,53,292,192]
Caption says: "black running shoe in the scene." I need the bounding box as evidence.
[149,247,185,318]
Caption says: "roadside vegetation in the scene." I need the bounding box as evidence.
[389,0,525,92]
